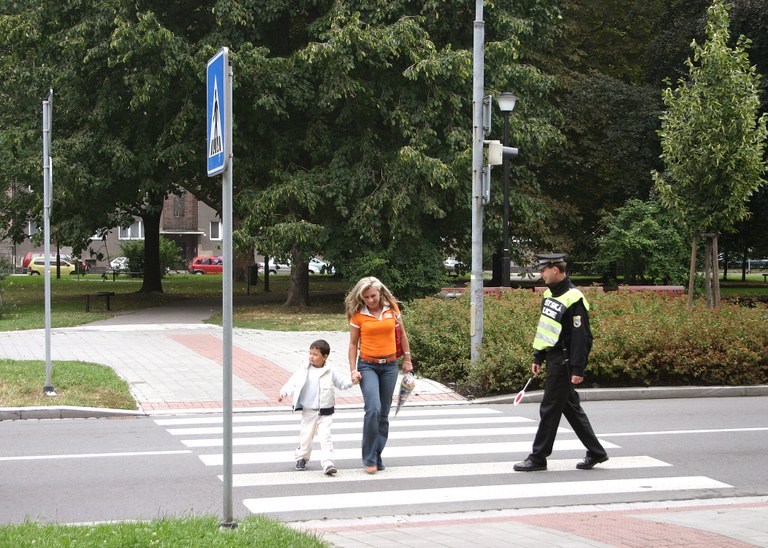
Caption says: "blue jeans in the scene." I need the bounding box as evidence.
[358,359,399,467]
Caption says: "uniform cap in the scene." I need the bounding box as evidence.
[536,253,566,270]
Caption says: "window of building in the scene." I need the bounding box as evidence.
[173,194,185,217]
[210,221,222,241]
[27,222,39,237]
[119,220,144,240]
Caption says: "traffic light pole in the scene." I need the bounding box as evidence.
[470,0,485,363]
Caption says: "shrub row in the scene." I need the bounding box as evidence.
[404,290,768,398]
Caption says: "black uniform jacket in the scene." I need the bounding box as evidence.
[533,277,593,377]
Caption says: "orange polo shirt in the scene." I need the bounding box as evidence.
[350,305,398,358]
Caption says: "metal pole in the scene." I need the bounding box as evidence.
[470,0,485,363]
[221,55,236,529]
[42,89,56,396]
[502,111,510,288]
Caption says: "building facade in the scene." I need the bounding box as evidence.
[2,191,221,272]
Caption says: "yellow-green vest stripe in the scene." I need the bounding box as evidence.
[532,288,590,351]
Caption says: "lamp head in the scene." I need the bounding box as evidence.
[497,91,517,113]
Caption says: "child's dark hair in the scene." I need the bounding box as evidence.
[310,339,331,356]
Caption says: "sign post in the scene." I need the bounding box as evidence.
[207,47,235,530]
[42,89,56,397]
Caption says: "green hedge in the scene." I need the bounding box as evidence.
[404,290,768,397]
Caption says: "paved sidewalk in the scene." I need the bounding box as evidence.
[0,297,462,418]
[1,297,767,547]
[305,496,768,547]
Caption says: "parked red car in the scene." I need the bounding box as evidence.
[188,256,223,274]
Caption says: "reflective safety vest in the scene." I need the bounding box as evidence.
[532,287,590,351]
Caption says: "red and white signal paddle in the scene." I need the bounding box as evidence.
[513,377,533,406]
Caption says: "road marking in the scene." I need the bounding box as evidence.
[0,450,192,462]
[153,407,500,426]
[243,476,732,515]
[228,456,671,486]
[167,416,533,436]
[199,439,620,466]
[181,426,546,447]
[600,427,768,437]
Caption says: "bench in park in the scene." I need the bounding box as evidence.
[763,273,768,283]
[105,269,143,281]
[85,291,115,312]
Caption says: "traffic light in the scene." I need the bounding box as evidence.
[485,140,519,165]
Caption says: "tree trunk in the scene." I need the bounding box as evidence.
[704,236,712,307]
[284,247,308,307]
[263,256,271,293]
[701,232,720,309]
[712,234,720,307]
[140,209,163,293]
[687,236,697,307]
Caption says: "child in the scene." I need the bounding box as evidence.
[278,339,357,475]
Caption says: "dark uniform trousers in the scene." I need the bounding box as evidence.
[528,352,607,464]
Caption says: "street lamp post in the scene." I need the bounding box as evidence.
[497,92,517,288]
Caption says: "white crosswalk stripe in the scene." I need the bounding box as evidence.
[181,426,545,448]
[243,476,730,515]
[155,406,733,520]
[165,415,529,436]
[227,456,672,487]
[199,439,622,466]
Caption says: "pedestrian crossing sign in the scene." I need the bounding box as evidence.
[207,47,228,177]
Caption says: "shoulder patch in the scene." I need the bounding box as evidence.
[573,315,582,328]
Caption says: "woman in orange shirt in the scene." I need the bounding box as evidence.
[346,277,413,474]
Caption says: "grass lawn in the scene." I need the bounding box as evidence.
[0,274,351,408]
[0,515,328,547]
[0,359,136,409]
[2,271,765,334]
[0,273,352,332]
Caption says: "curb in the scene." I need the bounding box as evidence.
[2,385,767,420]
[472,384,768,405]
[0,406,145,421]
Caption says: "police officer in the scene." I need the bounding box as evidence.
[513,253,608,472]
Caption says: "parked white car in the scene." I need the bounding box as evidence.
[267,259,291,275]
[110,256,128,270]
[444,257,466,276]
[266,257,334,275]
[309,257,334,274]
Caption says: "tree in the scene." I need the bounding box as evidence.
[235,2,564,305]
[720,186,768,280]
[533,0,668,260]
[652,0,768,306]
[0,0,210,293]
[594,198,689,285]
[1,1,564,304]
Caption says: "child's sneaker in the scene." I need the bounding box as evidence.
[295,458,307,471]
[324,463,337,476]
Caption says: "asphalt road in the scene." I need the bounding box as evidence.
[1,396,766,525]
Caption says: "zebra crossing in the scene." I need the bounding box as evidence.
[154,406,731,522]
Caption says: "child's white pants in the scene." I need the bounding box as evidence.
[294,409,334,468]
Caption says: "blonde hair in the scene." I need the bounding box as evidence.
[345,276,399,318]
